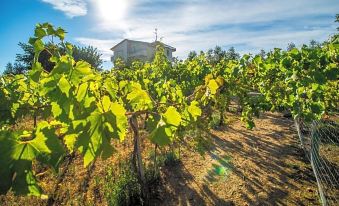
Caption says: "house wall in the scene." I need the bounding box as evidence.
[164,48,173,59]
[127,41,154,62]
[112,40,175,65]
[112,40,128,62]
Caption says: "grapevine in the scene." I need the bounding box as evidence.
[0,23,338,200]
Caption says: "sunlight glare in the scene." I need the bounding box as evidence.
[96,0,129,23]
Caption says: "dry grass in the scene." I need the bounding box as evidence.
[0,112,324,206]
[152,112,320,206]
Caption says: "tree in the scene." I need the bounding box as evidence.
[259,49,266,59]
[206,46,226,64]
[187,51,197,60]
[15,42,34,71]
[309,40,320,48]
[73,45,103,71]
[206,48,214,60]
[7,42,103,74]
[205,46,239,64]
[287,42,296,51]
[10,42,59,73]
[3,63,14,75]
[3,62,26,75]
[213,46,226,62]
[225,46,240,60]
[330,14,339,43]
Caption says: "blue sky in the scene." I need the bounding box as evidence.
[0,0,338,72]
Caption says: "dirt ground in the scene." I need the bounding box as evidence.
[0,112,321,206]
[153,112,320,206]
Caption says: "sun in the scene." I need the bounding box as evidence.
[96,0,129,23]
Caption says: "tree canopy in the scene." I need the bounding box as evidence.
[3,42,104,74]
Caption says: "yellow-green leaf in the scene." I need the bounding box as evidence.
[74,61,92,75]
[102,95,111,112]
[163,106,181,126]
[58,76,71,97]
[76,83,88,102]
[208,79,219,95]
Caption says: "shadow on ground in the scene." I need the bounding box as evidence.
[152,112,320,206]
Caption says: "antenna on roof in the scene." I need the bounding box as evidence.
[154,28,158,42]
[154,28,164,42]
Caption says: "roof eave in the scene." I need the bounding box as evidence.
[111,39,128,50]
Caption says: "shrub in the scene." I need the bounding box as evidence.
[103,163,141,206]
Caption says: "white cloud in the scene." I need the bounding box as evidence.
[74,37,120,61]
[114,0,336,34]
[75,0,338,61]
[41,0,87,18]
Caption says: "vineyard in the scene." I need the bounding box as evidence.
[0,23,338,205]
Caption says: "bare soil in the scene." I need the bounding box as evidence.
[151,112,320,206]
[0,112,321,206]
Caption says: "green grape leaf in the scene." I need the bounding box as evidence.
[0,131,42,196]
[84,96,96,108]
[149,125,171,146]
[34,27,46,38]
[119,80,128,90]
[76,83,88,102]
[0,131,18,194]
[65,43,73,53]
[310,102,324,115]
[29,62,43,82]
[32,121,65,169]
[100,137,115,160]
[64,134,78,152]
[188,101,202,121]
[77,102,127,167]
[58,76,71,97]
[313,71,326,84]
[81,112,103,167]
[105,81,118,99]
[208,79,219,95]
[109,102,128,141]
[46,24,54,35]
[12,169,42,196]
[245,120,255,129]
[126,85,153,111]
[101,95,111,112]
[289,48,300,59]
[11,103,20,117]
[28,37,38,45]
[160,96,167,103]
[163,106,181,127]
[50,55,72,75]
[146,114,160,133]
[33,39,44,53]
[253,55,262,64]
[74,61,92,75]
[51,102,62,117]
[281,57,291,68]
[149,107,182,146]
[325,64,339,80]
[55,27,65,40]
